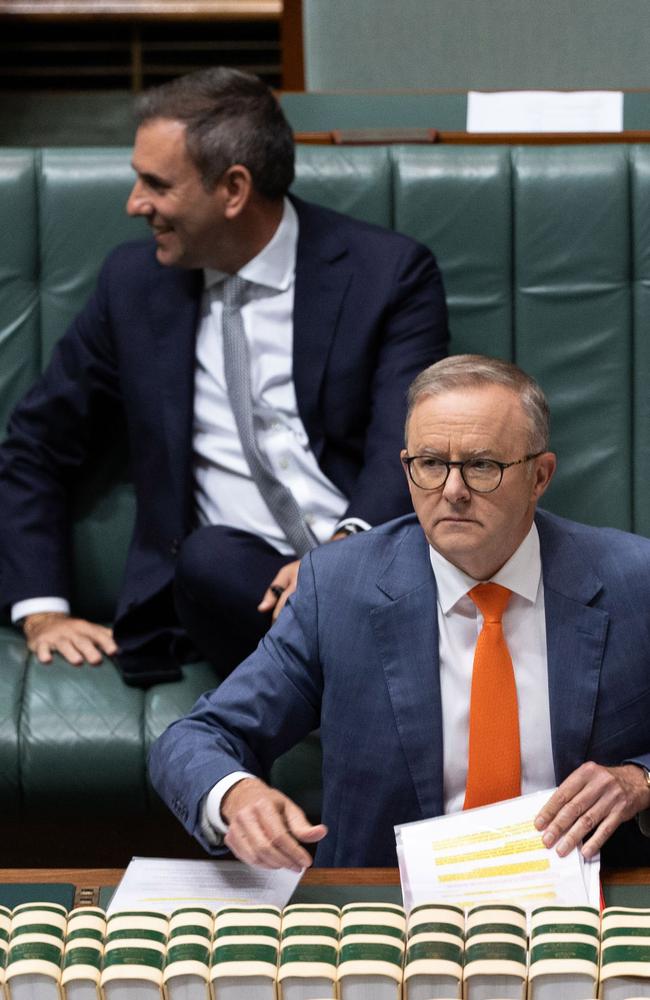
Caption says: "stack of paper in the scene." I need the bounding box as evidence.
[396,789,600,914]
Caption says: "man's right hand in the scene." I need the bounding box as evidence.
[221,776,327,872]
[22,612,118,666]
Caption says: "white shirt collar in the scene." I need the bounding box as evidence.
[429,521,542,615]
[203,197,297,294]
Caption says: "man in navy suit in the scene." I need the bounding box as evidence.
[149,355,650,867]
[0,68,447,683]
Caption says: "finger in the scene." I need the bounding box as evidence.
[285,801,328,846]
[258,584,283,613]
[33,639,53,664]
[57,638,85,666]
[89,627,118,655]
[253,804,315,871]
[541,778,616,855]
[227,812,307,871]
[271,587,291,621]
[247,798,317,871]
[70,635,105,666]
[535,769,591,832]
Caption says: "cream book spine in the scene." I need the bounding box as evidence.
[0,905,10,999]
[404,904,464,1000]
[5,904,67,1000]
[600,908,650,1000]
[338,904,406,1000]
[463,905,527,1000]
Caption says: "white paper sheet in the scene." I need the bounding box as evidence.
[106,857,303,915]
[466,90,623,133]
[395,789,600,914]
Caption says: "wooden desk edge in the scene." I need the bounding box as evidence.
[0,866,645,888]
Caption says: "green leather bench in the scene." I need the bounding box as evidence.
[1,143,648,865]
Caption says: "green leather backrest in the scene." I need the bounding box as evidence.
[0,144,648,625]
[392,144,634,532]
[0,151,39,434]
[631,147,650,538]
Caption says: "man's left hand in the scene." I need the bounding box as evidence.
[534,761,650,859]
[257,532,352,622]
[257,560,301,621]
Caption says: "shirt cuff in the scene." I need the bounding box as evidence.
[334,517,371,535]
[201,771,253,842]
[12,597,71,624]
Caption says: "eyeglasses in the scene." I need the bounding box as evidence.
[402,452,544,493]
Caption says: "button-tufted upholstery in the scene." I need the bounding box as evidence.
[1,143,648,863]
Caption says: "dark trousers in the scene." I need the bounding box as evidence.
[174,524,296,677]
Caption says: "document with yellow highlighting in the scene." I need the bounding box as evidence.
[395,789,600,914]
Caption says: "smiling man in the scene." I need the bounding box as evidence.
[150,354,650,869]
[0,67,447,683]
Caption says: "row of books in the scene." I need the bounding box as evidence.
[1,900,650,1000]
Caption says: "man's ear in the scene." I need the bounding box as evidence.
[219,164,253,219]
[400,449,410,482]
[532,451,557,500]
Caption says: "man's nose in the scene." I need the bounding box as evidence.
[126,180,152,217]
[442,465,471,503]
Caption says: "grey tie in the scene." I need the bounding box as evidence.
[221,274,317,557]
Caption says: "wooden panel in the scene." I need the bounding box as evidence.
[281,0,303,90]
[0,0,281,20]
[0,867,646,887]
[295,129,650,145]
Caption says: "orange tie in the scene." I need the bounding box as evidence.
[463,582,521,810]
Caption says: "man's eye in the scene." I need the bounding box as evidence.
[420,457,446,469]
[468,459,497,472]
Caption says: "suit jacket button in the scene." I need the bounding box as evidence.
[170,537,180,557]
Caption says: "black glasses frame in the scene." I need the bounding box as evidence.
[402,451,545,493]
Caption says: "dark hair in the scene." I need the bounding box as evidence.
[134,67,294,199]
[406,354,550,452]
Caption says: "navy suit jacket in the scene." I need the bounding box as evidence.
[149,509,650,866]
[0,197,447,680]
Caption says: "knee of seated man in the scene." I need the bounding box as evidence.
[175,524,248,600]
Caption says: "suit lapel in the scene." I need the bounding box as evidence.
[536,512,610,782]
[370,522,444,819]
[150,262,203,525]
[291,198,353,455]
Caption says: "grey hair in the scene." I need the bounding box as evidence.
[405,355,550,452]
[134,67,294,199]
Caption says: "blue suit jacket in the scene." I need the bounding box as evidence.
[0,197,447,680]
[149,509,650,866]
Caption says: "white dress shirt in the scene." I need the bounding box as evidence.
[431,522,556,812]
[193,197,354,554]
[203,522,557,839]
[13,198,367,622]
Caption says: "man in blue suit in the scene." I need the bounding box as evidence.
[0,68,447,684]
[149,355,650,867]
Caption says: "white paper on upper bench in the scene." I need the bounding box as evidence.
[395,788,600,914]
[466,90,623,132]
[106,857,303,915]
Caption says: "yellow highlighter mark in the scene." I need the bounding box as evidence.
[435,836,545,866]
[454,882,556,901]
[431,820,536,850]
[439,859,550,882]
